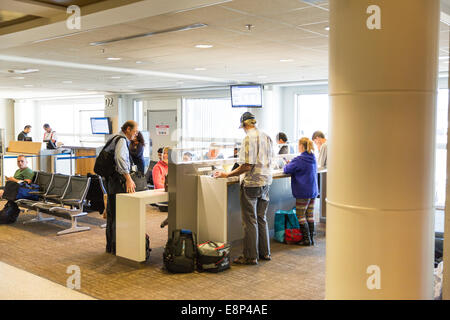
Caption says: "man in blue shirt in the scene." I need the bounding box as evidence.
[103,120,138,255]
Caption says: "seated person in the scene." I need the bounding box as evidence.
[182,152,193,162]
[0,155,34,198]
[204,143,224,160]
[152,147,169,189]
[152,147,169,228]
[17,125,32,141]
[157,147,164,161]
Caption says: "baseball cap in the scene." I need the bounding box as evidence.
[239,111,256,128]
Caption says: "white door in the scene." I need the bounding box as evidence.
[147,110,177,161]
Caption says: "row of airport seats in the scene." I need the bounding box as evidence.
[16,172,106,236]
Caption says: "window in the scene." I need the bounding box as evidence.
[295,90,448,209]
[296,94,329,141]
[134,100,143,130]
[181,98,245,151]
[36,97,105,147]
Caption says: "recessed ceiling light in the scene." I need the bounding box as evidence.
[195,44,213,49]
[194,67,206,71]
[107,57,122,61]
[280,59,294,62]
[12,76,25,80]
[135,61,143,64]
[110,76,121,79]
[324,26,330,31]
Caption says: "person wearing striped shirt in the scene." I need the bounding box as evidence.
[214,112,274,265]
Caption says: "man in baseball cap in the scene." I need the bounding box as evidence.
[215,111,274,265]
[239,111,256,128]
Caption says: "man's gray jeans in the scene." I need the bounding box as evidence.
[240,184,270,260]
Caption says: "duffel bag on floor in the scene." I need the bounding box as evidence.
[0,200,20,224]
[163,229,197,273]
[274,208,302,244]
[197,241,231,273]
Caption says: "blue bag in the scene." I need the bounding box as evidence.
[274,208,300,243]
[16,183,40,201]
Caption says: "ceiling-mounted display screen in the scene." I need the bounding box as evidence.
[91,117,112,134]
[231,85,263,108]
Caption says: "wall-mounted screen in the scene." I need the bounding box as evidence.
[231,85,263,108]
[90,117,112,134]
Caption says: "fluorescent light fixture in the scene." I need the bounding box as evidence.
[136,61,143,64]
[110,76,121,79]
[280,59,294,62]
[90,23,208,46]
[195,44,213,49]
[8,68,39,74]
[12,76,25,80]
[107,57,122,61]
[194,67,207,71]
[62,80,73,84]
[24,84,34,87]
[0,54,234,84]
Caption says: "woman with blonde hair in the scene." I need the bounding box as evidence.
[283,137,319,246]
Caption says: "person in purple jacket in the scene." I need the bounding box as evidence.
[283,137,319,246]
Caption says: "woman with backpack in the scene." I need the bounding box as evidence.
[283,137,319,246]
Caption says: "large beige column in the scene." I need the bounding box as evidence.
[326,0,439,299]
[443,51,450,300]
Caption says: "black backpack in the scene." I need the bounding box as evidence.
[94,136,126,178]
[163,229,197,273]
[0,201,20,224]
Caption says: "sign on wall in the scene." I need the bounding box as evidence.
[156,124,170,136]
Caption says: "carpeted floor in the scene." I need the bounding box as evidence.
[0,201,326,300]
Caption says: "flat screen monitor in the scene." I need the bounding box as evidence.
[231,85,263,108]
[91,117,112,134]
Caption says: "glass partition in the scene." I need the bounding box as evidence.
[169,145,300,174]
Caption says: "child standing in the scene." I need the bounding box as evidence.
[283,137,319,246]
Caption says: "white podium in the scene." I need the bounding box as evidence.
[116,189,168,262]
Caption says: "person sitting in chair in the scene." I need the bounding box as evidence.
[0,155,34,199]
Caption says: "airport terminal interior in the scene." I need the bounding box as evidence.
[0,0,449,300]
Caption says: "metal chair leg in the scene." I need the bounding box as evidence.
[57,215,90,236]
[23,210,55,224]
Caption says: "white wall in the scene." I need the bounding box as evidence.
[0,98,15,147]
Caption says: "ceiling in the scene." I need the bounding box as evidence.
[0,0,448,99]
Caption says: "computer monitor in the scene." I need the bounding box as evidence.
[231,84,263,108]
[90,117,112,134]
